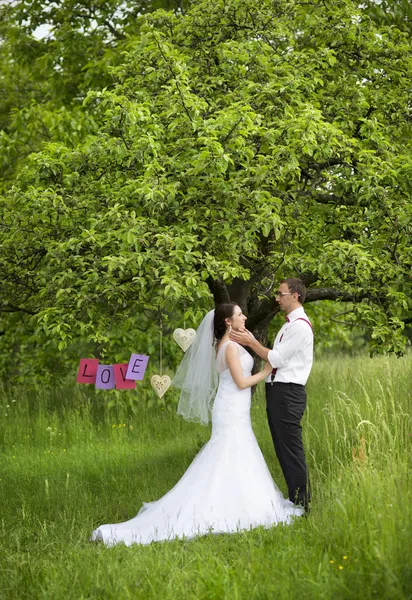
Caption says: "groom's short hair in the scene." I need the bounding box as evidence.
[281,278,306,303]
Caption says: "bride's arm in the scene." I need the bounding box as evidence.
[226,343,272,390]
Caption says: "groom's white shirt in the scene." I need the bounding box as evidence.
[266,307,313,385]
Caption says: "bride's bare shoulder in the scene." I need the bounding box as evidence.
[216,339,237,356]
[225,341,241,355]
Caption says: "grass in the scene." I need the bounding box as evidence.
[0,354,411,599]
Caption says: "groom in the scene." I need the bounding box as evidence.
[230,278,313,511]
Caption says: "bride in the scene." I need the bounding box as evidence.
[91,304,303,546]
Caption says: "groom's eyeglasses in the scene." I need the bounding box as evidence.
[276,291,294,297]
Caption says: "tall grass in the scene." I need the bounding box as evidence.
[0,354,411,599]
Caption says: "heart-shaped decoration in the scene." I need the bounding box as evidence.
[173,328,196,352]
[150,375,172,399]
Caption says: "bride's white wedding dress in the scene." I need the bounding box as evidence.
[91,341,303,546]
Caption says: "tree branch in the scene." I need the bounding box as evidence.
[206,277,230,304]
[297,190,355,205]
[305,158,349,172]
[70,8,126,41]
[247,287,370,330]
[305,288,369,303]
[0,304,36,315]
[154,34,193,124]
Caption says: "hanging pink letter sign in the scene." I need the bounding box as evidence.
[126,354,149,381]
[95,365,115,390]
[76,358,99,384]
[114,364,136,390]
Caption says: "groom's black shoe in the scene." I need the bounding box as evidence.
[290,487,310,512]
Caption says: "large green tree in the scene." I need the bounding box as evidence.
[1,0,411,381]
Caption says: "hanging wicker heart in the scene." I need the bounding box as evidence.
[150,375,171,399]
[173,328,196,352]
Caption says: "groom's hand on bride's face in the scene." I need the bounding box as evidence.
[229,329,256,347]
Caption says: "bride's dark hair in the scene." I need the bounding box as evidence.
[213,303,238,345]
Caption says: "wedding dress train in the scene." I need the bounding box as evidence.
[91,342,303,546]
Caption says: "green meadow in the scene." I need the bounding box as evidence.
[1,354,411,600]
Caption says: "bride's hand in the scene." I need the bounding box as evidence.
[262,361,273,376]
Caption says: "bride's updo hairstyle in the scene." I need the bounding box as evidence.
[213,303,237,345]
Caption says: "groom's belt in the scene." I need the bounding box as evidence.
[266,381,305,387]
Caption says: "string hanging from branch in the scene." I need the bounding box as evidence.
[150,311,171,399]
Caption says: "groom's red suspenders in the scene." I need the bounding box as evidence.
[271,318,313,381]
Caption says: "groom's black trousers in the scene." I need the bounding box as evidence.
[265,382,310,509]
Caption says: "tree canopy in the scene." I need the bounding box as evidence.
[1,0,411,382]
[362,0,412,35]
